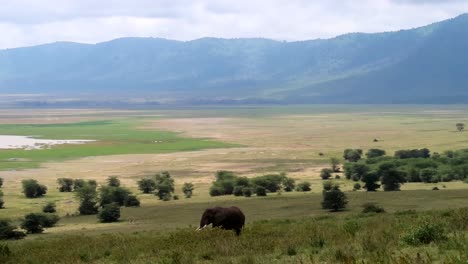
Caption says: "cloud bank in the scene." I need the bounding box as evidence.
[1,0,467,49]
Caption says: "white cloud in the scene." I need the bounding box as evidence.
[0,0,468,49]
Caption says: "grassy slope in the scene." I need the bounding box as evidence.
[0,120,234,170]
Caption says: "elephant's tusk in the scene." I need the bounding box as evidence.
[196,224,208,231]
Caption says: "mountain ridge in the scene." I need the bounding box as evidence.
[1,14,467,104]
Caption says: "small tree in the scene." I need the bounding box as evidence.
[242,187,252,197]
[320,168,333,180]
[233,186,244,196]
[73,179,86,191]
[107,176,121,187]
[255,186,267,196]
[99,186,130,206]
[124,195,140,207]
[330,158,340,172]
[21,213,59,234]
[182,182,194,198]
[361,172,380,191]
[76,184,98,215]
[42,202,56,213]
[379,163,406,191]
[322,181,334,191]
[343,149,362,162]
[21,179,47,198]
[0,190,4,209]
[321,184,348,212]
[137,178,156,194]
[98,203,120,223]
[366,149,386,159]
[296,182,311,192]
[0,219,26,240]
[154,172,175,200]
[57,178,74,192]
[456,123,465,132]
[0,177,3,188]
[282,177,295,192]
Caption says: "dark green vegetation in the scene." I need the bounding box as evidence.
[0,120,233,170]
[21,179,47,198]
[1,15,468,104]
[209,171,308,197]
[1,207,467,263]
[344,148,468,191]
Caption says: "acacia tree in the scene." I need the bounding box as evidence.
[456,123,465,132]
[22,179,47,198]
[361,172,380,191]
[154,171,175,200]
[76,184,98,215]
[137,178,156,194]
[321,184,348,212]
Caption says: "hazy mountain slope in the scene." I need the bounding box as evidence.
[0,14,467,103]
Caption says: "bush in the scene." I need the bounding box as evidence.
[21,213,59,234]
[73,179,86,191]
[320,168,333,180]
[57,178,74,192]
[154,172,175,200]
[182,182,194,198]
[255,186,267,196]
[137,178,156,194]
[250,174,283,192]
[366,149,386,159]
[0,219,26,240]
[242,187,252,197]
[173,195,179,200]
[0,199,3,209]
[76,185,98,215]
[0,177,3,188]
[209,185,225,196]
[233,186,244,196]
[296,182,311,192]
[106,176,121,187]
[98,203,121,223]
[42,202,56,213]
[343,149,362,162]
[353,183,361,191]
[124,195,140,207]
[322,185,348,212]
[402,221,447,245]
[282,177,295,192]
[100,186,131,206]
[22,179,47,198]
[361,203,385,213]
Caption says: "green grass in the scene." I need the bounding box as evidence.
[0,120,235,170]
[1,206,467,263]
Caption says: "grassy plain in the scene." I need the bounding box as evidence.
[0,105,468,263]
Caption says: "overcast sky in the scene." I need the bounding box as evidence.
[1,0,468,49]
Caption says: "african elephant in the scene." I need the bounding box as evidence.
[196,206,245,235]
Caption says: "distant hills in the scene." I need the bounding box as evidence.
[1,14,468,105]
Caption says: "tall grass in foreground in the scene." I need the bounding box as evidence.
[1,208,467,263]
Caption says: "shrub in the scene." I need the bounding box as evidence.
[250,174,284,192]
[233,186,244,196]
[361,203,385,213]
[57,178,74,192]
[137,178,156,194]
[343,149,362,162]
[42,202,56,213]
[296,182,311,192]
[282,177,295,192]
[100,186,131,206]
[330,157,340,172]
[98,203,121,223]
[124,195,140,207]
[154,172,175,200]
[0,219,26,240]
[0,199,3,209]
[320,168,333,180]
[378,162,406,191]
[361,172,380,191]
[353,183,361,191]
[0,177,3,188]
[432,187,440,191]
[73,179,86,191]
[366,149,386,159]
[107,176,121,187]
[419,168,438,183]
[402,221,447,245]
[322,181,333,191]
[242,187,252,197]
[173,195,179,200]
[255,186,267,196]
[182,182,194,198]
[395,148,430,159]
[322,185,348,212]
[76,185,98,215]
[22,179,47,198]
[21,213,59,233]
[209,185,224,196]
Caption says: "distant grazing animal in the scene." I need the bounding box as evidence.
[196,206,245,235]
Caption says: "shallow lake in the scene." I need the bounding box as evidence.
[0,135,96,150]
